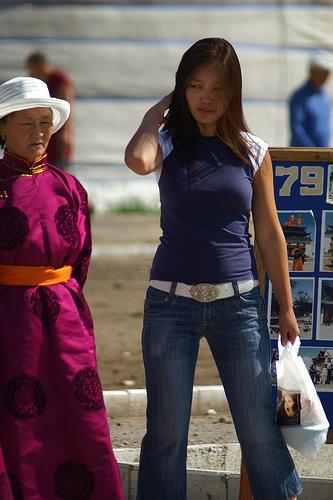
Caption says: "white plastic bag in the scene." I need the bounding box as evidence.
[276,335,329,458]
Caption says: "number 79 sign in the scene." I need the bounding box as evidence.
[275,166,325,197]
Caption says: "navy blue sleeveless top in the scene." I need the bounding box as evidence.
[150,131,267,284]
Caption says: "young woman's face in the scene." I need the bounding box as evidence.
[1,107,53,163]
[185,63,228,137]
[284,394,296,417]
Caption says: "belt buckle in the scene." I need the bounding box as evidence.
[190,283,219,302]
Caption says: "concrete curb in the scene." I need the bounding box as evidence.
[117,464,333,500]
[105,389,333,499]
[103,385,229,417]
[115,444,333,500]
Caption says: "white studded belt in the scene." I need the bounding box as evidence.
[149,279,259,303]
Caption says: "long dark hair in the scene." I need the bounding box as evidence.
[163,38,252,165]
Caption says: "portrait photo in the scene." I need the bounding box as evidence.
[276,390,301,426]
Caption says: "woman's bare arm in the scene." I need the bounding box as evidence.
[252,151,299,345]
[124,94,172,175]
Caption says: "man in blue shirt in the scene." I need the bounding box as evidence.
[289,51,333,147]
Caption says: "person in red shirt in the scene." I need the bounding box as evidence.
[25,52,74,170]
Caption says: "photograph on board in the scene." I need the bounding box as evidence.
[320,211,333,271]
[278,211,315,272]
[327,165,333,204]
[268,278,314,339]
[271,348,279,386]
[299,346,333,391]
[276,390,301,426]
[317,278,333,340]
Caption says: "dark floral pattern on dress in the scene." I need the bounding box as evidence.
[72,250,90,288]
[54,462,95,499]
[4,374,46,419]
[9,473,23,500]
[55,205,80,245]
[69,289,93,329]
[0,206,29,250]
[31,287,60,326]
[0,472,21,500]
[73,368,103,411]
[74,179,89,215]
[0,472,13,500]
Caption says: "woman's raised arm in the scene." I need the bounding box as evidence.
[124,94,172,175]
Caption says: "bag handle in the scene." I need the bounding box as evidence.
[278,335,300,357]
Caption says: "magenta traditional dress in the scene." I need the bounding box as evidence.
[0,152,124,500]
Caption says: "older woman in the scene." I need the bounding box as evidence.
[0,77,124,499]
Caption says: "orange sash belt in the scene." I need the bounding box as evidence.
[0,264,72,286]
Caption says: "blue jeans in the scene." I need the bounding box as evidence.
[136,285,302,500]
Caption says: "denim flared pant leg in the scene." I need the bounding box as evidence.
[136,286,302,500]
[205,287,302,500]
[136,286,201,500]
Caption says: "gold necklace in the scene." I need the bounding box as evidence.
[2,159,47,175]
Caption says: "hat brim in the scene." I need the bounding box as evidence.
[0,97,70,134]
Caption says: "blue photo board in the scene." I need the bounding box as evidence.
[268,148,333,436]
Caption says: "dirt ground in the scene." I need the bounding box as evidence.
[86,212,222,391]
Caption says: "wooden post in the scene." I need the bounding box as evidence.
[239,458,253,500]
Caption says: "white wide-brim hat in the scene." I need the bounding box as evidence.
[0,76,70,133]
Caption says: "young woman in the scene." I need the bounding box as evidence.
[125,38,301,500]
[0,77,124,499]
[277,392,301,426]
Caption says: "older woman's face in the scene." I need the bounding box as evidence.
[1,107,53,163]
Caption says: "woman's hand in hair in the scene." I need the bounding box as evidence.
[156,92,173,126]
[124,93,172,176]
